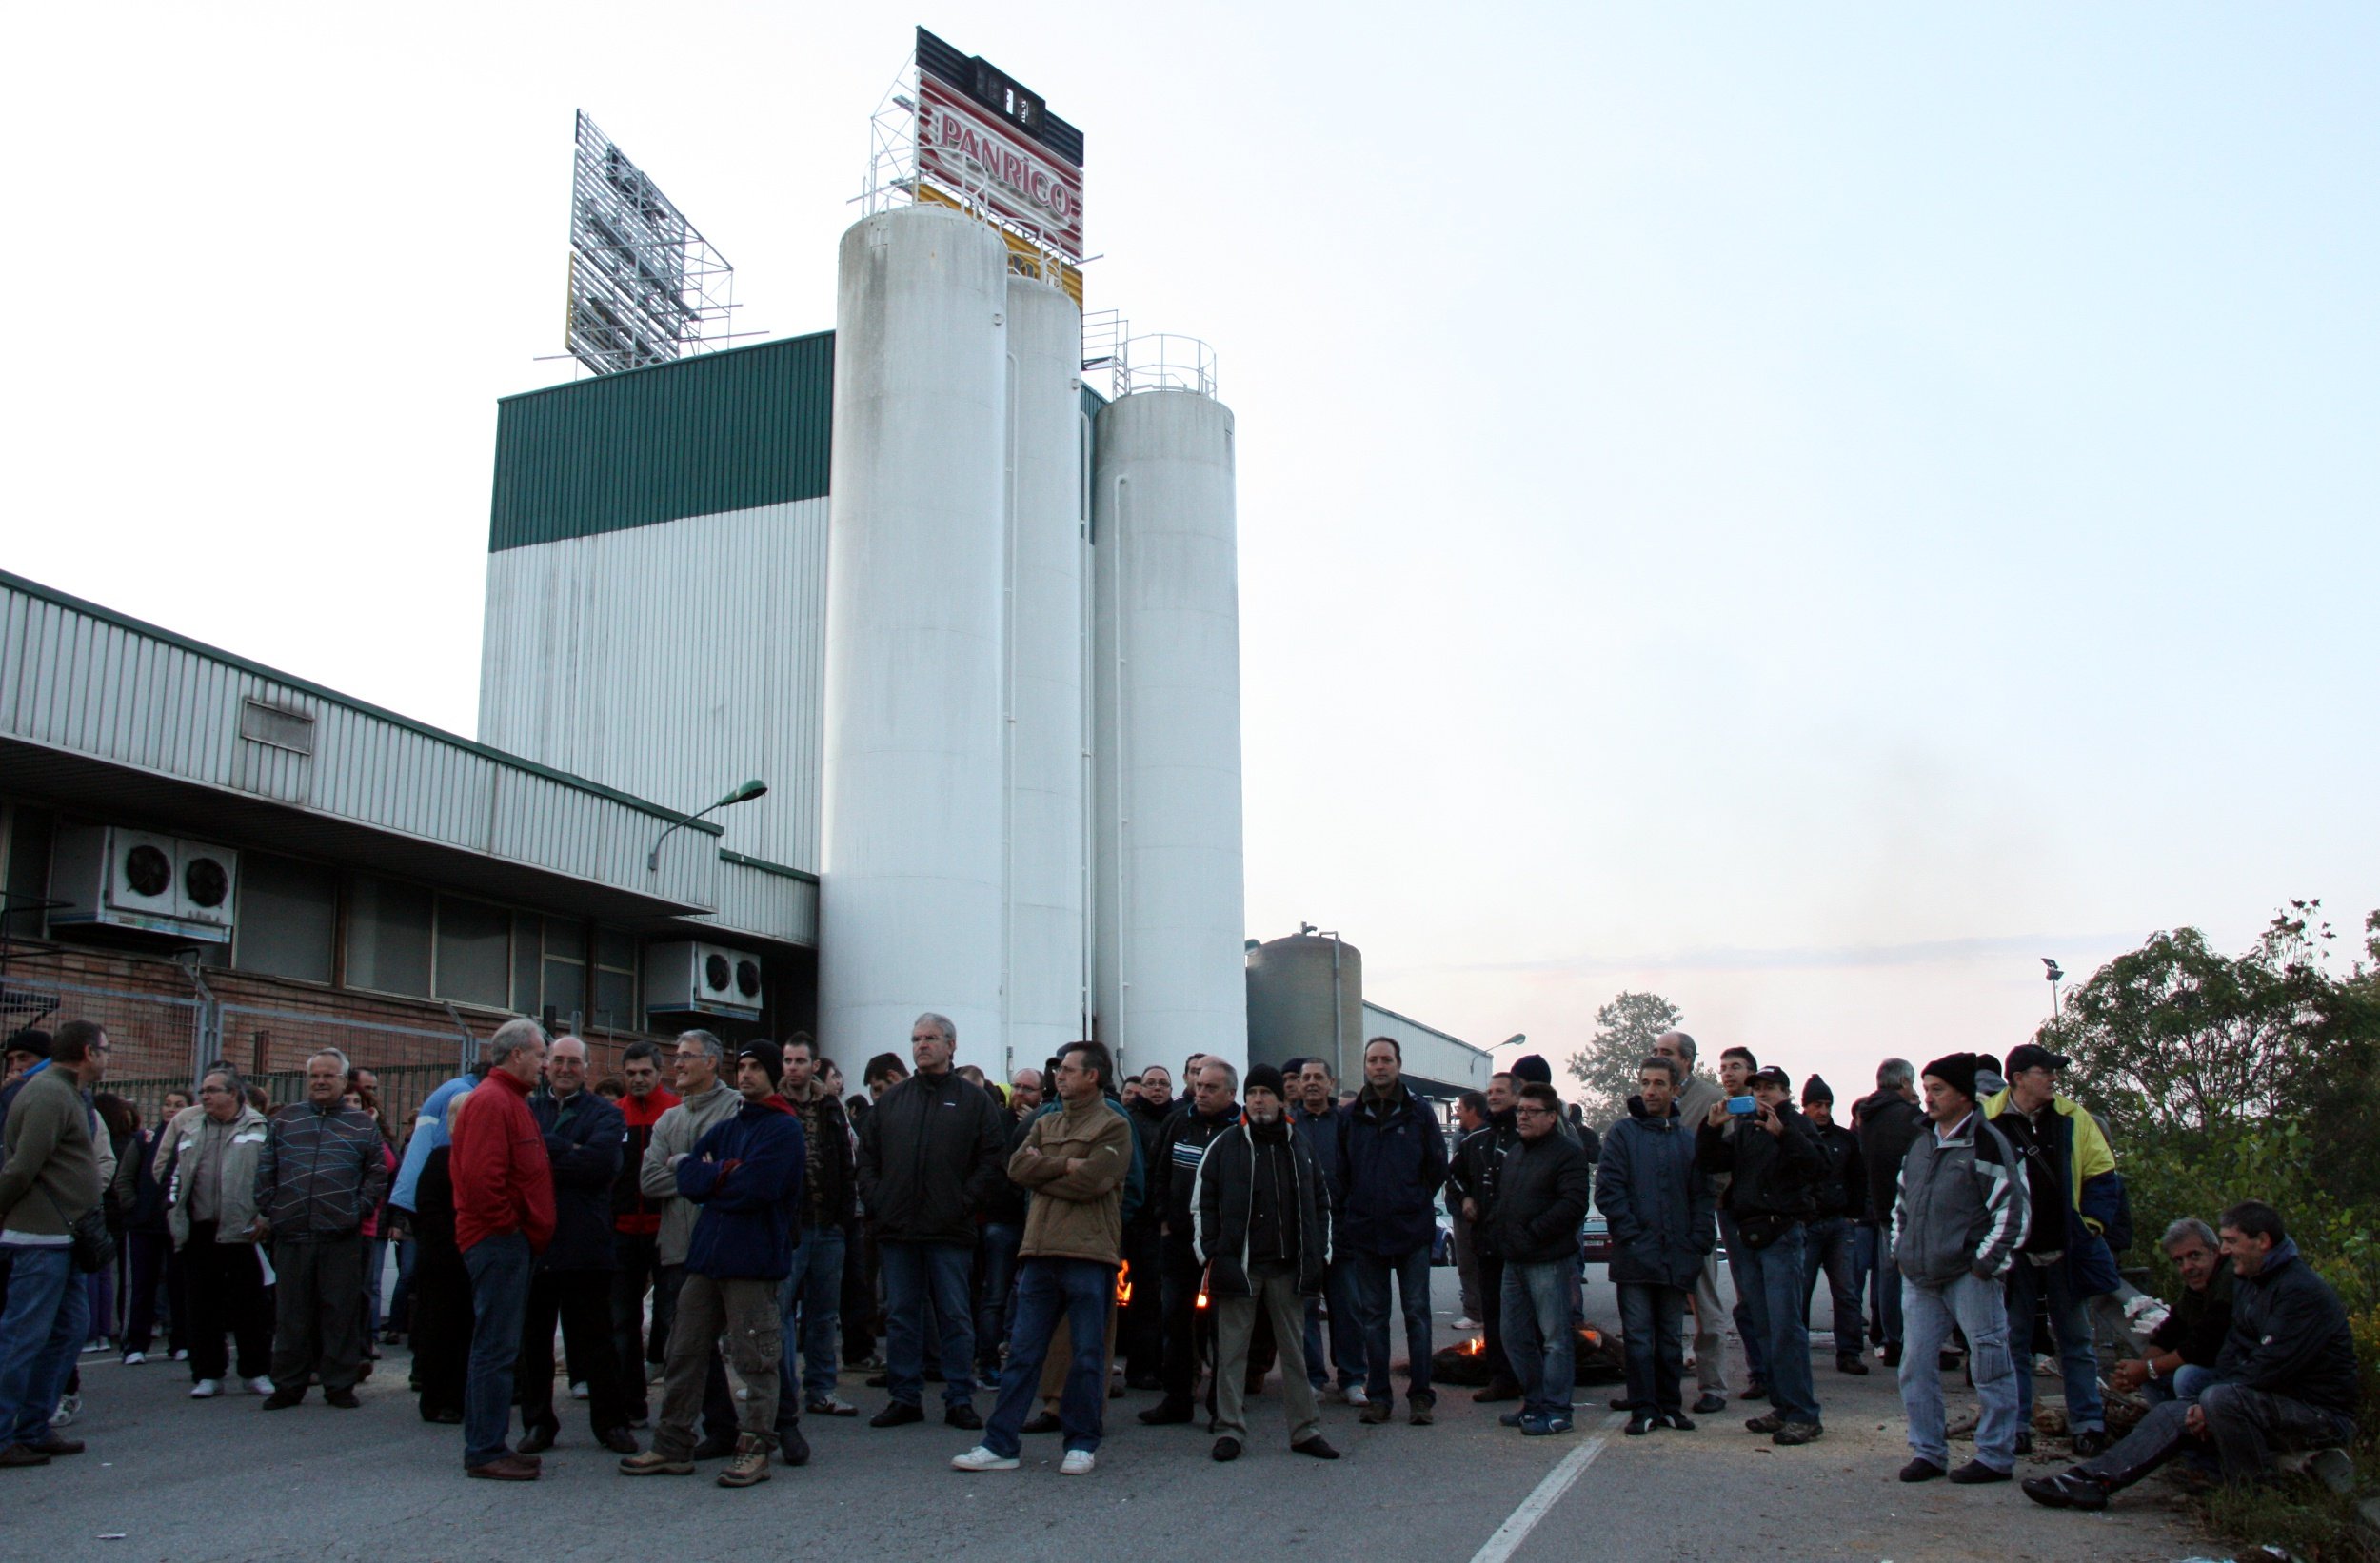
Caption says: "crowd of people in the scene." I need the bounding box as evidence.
[0,1015,2360,1517]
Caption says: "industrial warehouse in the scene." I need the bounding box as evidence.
[0,30,1488,1119]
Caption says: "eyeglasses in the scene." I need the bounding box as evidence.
[1515,1104,1556,1118]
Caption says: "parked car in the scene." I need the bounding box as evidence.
[1578,1211,1611,1266]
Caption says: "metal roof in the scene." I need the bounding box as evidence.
[490,330,834,552]
[0,569,815,948]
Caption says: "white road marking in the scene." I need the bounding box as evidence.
[1466,1411,1630,1563]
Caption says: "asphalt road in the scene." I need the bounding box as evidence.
[14,1267,2211,1563]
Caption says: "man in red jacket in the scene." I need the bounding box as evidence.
[449,1019,556,1482]
[611,1040,680,1424]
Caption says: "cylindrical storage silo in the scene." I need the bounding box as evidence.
[1244,933,1363,1087]
[1091,386,1248,1079]
[1002,275,1088,1075]
[819,206,1010,1074]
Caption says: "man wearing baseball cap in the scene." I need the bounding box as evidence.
[1986,1042,2122,1456]
[1890,1052,2029,1484]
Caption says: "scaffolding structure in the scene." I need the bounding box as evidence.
[565,111,737,376]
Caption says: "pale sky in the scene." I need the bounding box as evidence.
[7,3,2374,1103]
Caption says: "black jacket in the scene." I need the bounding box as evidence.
[1194,1118,1331,1296]
[1155,1102,1240,1243]
[787,1089,857,1229]
[2215,1238,2361,1418]
[1697,1103,1823,1229]
[854,1069,1011,1246]
[1596,1097,1716,1290]
[981,1113,1033,1227]
[1484,1132,1596,1265]
[2147,1264,2235,1370]
[1335,1082,1450,1257]
[1806,1120,1865,1221]
[1122,1096,1173,1236]
[1447,1111,1520,1256]
[1854,1089,1925,1225]
[530,1086,624,1272]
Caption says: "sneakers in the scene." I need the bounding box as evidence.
[1660,1411,1696,1432]
[1624,1415,1658,1436]
[1771,1421,1824,1447]
[1453,1316,1483,1331]
[1317,1383,1350,1405]
[190,1379,223,1398]
[122,1351,148,1366]
[806,1395,858,1417]
[570,1381,589,1401]
[171,1349,188,1362]
[1342,1383,1370,1407]
[2071,1428,2111,1458]
[1408,1393,1436,1426]
[1499,1411,1528,1428]
[1059,1449,1097,1475]
[1521,1414,1576,1436]
[49,1393,81,1426]
[619,1449,695,1476]
[1948,1459,2012,1484]
[1744,1411,1785,1434]
[2022,1471,2110,1511]
[950,1444,1020,1472]
[247,1375,277,1396]
[716,1434,771,1487]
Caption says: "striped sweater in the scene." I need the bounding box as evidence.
[255,1100,391,1241]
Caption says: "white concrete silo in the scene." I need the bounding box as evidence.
[819,205,1011,1073]
[1091,371,1248,1078]
[1002,275,1089,1071]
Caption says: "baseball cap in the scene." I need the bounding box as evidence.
[2003,1043,2071,1078]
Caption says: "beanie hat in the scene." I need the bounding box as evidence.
[737,1039,785,1089]
[1801,1073,1834,1106]
[1510,1053,1554,1085]
[3,1028,51,1060]
[1244,1063,1286,1100]
[1920,1051,1978,1102]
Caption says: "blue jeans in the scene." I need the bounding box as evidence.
[1800,1217,1863,1355]
[364,1236,389,1337]
[0,1245,88,1445]
[2140,1363,2216,1406]
[975,1222,1023,1370]
[983,1258,1111,1457]
[2008,1257,2105,1433]
[1732,1223,1818,1425]
[776,1223,847,1413]
[1350,1246,1435,1403]
[1616,1282,1687,1415]
[1500,1259,1577,1421]
[462,1233,534,1469]
[1899,1271,2021,1471]
[1304,1258,1365,1390]
[1717,1211,1768,1382]
[881,1240,977,1409]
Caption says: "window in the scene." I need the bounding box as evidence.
[436,896,510,1009]
[542,916,586,1022]
[590,924,639,1030]
[511,913,541,1013]
[347,877,433,996]
[231,852,336,983]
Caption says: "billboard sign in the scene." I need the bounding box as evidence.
[914,29,1084,260]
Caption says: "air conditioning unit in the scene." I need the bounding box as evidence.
[49,825,240,943]
[645,940,764,1020]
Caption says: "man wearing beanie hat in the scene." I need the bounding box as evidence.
[623,1039,805,1487]
[1888,1052,2028,1486]
[1796,1075,1869,1375]
[1188,1063,1339,1462]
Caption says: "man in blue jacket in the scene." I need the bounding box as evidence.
[1597,1055,1716,1435]
[517,1037,635,1456]
[1293,1058,1366,1406]
[621,1040,804,1490]
[1335,1036,1449,1427]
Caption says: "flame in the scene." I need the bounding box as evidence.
[1458,1336,1485,1356]
[1195,1282,1210,1311]
[1115,1261,1132,1307]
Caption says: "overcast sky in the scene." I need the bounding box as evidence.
[7,3,2374,1100]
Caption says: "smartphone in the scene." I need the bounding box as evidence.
[1726,1096,1757,1117]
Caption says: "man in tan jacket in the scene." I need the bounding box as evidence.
[950,1041,1132,1476]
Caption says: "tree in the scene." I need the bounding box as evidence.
[1565,991,1685,1129]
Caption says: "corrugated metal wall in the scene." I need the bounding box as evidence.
[478,498,829,874]
[0,574,722,906]
[489,333,834,551]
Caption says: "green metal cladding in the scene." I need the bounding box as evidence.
[488,331,835,552]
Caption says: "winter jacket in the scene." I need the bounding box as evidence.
[255,1098,391,1242]
[1696,1102,1823,1237]
[1853,1089,1924,1225]
[2147,1264,2235,1370]
[638,1080,742,1267]
[1596,1096,1716,1291]
[2216,1237,2361,1418]
[1890,1109,2027,1285]
[1155,1102,1241,1241]
[0,1062,100,1242]
[1124,1096,1175,1236]
[449,1070,557,1256]
[1485,1131,1597,1266]
[855,1067,1011,1247]
[390,1073,477,1215]
[1806,1120,1865,1221]
[1288,1100,1343,1198]
[129,1125,173,1235]
[678,1094,805,1282]
[530,1085,624,1272]
[1334,1082,1449,1257]
[164,1106,270,1248]
[981,1114,1034,1228]
[1447,1111,1521,1257]
[1984,1089,2123,1297]
[787,1088,856,1230]
[1009,1097,1134,1266]
[1196,1116,1332,1297]
[612,1084,680,1237]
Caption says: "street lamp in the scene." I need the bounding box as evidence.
[646,779,768,872]
[2042,958,2064,1020]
